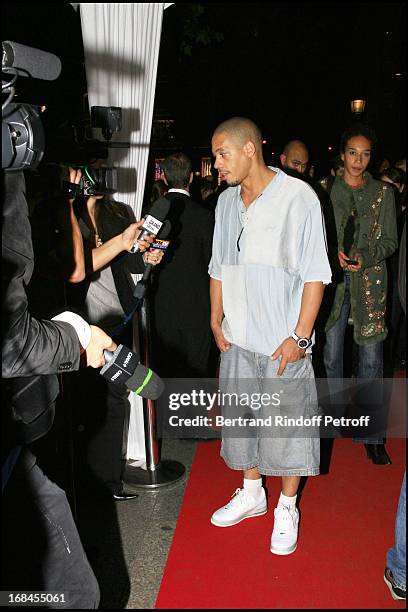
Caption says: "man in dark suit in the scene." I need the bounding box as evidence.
[151,152,217,378]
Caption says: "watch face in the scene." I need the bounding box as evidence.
[298,338,310,349]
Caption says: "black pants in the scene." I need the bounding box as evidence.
[152,323,219,438]
[152,323,217,378]
[1,449,99,609]
[72,327,132,496]
[74,369,130,495]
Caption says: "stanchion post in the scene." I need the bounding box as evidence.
[124,292,185,488]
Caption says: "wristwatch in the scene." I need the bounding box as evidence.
[291,332,312,350]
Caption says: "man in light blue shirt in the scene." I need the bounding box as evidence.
[208,117,331,555]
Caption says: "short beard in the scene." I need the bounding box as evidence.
[227,177,242,187]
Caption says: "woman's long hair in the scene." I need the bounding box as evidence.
[94,196,129,227]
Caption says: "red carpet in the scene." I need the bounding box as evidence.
[155,437,406,609]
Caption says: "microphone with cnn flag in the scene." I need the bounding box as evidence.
[101,344,164,400]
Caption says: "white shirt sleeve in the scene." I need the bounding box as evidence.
[208,198,223,280]
[298,200,332,285]
[52,311,92,349]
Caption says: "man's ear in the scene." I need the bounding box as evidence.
[279,154,286,167]
[243,141,256,158]
[189,172,193,185]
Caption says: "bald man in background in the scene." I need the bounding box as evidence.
[280,140,309,174]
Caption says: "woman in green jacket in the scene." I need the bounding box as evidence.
[320,124,398,464]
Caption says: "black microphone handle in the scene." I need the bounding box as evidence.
[137,218,171,285]
[133,262,153,298]
[142,263,154,283]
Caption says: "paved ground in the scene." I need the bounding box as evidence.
[76,439,197,609]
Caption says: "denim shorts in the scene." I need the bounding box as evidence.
[219,344,320,476]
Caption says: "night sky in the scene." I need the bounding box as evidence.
[158,3,406,170]
[2,2,406,176]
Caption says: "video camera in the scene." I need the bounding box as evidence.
[2,40,119,196]
[61,165,118,198]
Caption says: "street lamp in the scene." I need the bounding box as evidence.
[350,99,366,114]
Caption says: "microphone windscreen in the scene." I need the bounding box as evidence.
[126,364,165,400]
[148,196,170,222]
[157,219,171,239]
[3,41,62,81]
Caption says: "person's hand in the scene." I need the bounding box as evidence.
[271,337,305,376]
[68,167,82,185]
[121,220,154,253]
[143,248,164,266]
[211,322,231,352]
[338,251,362,273]
[84,325,117,368]
[338,251,349,269]
[346,252,362,272]
[66,167,82,203]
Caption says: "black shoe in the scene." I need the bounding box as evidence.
[384,567,406,600]
[112,485,139,501]
[364,443,392,465]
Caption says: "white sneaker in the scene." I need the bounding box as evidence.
[211,487,267,527]
[270,504,299,555]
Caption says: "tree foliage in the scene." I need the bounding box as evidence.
[178,4,224,58]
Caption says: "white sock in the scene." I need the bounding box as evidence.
[243,478,262,499]
[278,492,297,510]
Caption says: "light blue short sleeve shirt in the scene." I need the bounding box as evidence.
[208,168,332,356]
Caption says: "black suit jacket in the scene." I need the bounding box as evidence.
[2,171,81,453]
[151,191,214,327]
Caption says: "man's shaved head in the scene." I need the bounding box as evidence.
[211,117,266,187]
[280,140,309,174]
[283,140,308,157]
[213,117,263,148]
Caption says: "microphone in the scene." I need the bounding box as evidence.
[133,219,171,299]
[101,344,164,400]
[2,41,62,81]
[130,196,170,253]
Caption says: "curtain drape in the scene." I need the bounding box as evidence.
[79,3,167,460]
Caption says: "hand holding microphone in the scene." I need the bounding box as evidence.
[83,326,117,368]
[133,220,171,299]
[122,220,154,253]
[143,249,164,266]
[101,344,165,400]
[130,196,170,253]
